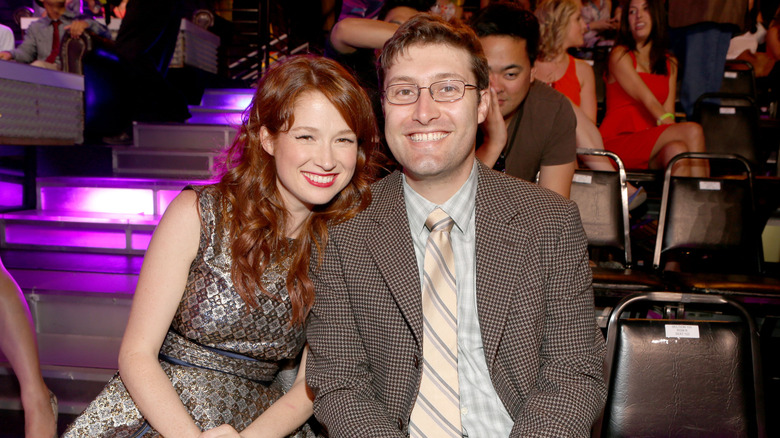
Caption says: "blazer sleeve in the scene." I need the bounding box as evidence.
[306,233,405,438]
[511,200,607,437]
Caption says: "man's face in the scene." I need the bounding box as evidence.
[480,35,534,121]
[382,43,488,186]
[43,0,67,20]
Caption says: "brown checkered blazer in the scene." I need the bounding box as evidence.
[306,162,607,437]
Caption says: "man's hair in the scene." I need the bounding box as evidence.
[469,2,541,65]
[377,13,489,93]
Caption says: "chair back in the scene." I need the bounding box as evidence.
[693,93,759,165]
[594,292,766,438]
[653,153,763,274]
[720,59,757,100]
[572,149,631,266]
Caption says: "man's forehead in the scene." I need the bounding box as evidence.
[385,43,473,79]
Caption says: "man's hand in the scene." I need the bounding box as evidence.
[476,87,508,168]
[198,424,243,438]
[0,51,12,61]
[65,20,89,39]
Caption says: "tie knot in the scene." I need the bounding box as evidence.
[425,208,454,233]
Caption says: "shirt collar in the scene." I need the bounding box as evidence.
[402,160,478,235]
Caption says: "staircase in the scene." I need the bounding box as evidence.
[0,88,252,416]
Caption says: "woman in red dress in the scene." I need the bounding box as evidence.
[599,0,707,177]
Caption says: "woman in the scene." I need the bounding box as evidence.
[535,0,598,121]
[599,0,707,177]
[536,0,645,208]
[62,55,381,437]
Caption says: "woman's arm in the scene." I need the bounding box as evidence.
[329,17,400,54]
[608,45,669,122]
[118,190,202,438]
[662,57,678,116]
[575,59,598,123]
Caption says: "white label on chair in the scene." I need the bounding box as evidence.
[720,107,737,114]
[573,174,592,184]
[724,71,738,79]
[699,181,721,191]
[665,324,700,338]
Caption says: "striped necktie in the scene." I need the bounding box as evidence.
[410,208,461,437]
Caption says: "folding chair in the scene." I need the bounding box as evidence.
[653,153,780,307]
[572,149,665,308]
[720,59,757,100]
[593,291,766,438]
[693,93,759,167]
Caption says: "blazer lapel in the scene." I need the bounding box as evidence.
[367,174,424,347]
[474,166,530,369]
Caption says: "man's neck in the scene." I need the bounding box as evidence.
[403,157,476,205]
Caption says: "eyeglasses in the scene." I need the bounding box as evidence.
[383,80,477,105]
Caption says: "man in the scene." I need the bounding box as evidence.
[668,0,750,118]
[306,13,606,438]
[470,3,577,198]
[0,0,109,70]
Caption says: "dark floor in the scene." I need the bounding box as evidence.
[0,409,77,437]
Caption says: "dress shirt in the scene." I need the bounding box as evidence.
[402,160,514,437]
[0,24,14,51]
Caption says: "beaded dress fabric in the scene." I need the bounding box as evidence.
[62,185,313,437]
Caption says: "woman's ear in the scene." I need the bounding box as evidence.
[260,126,274,156]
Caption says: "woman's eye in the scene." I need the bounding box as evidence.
[336,137,356,144]
[295,135,314,141]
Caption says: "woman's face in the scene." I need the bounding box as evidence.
[564,3,587,49]
[628,0,652,45]
[261,91,358,218]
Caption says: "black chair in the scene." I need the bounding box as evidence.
[572,149,632,267]
[720,59,757,100]
[593,291,766,438]
[653,153,780,309]
[693,92,760,168]
[572,149,666,307]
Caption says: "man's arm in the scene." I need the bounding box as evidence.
[538,94,577,198]
[512,201,607,437]
[306,236,405,437]
[7,26,42,63]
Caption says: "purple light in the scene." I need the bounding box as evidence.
[158,190,182,215]
[0,181,23,208]
[41,187,155,215]
[132,231,153,251]
[6,224,129,249]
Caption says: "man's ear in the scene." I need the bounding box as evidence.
[477,89,490,124]
[260,126,274,156]
[530,65,536,83]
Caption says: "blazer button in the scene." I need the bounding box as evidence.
[397,417,404,430]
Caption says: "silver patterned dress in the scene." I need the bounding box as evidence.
[62,185,314,437]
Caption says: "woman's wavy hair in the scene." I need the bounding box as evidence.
[213,55,380,325]
[535,0,581,60]
[615,0,669,75]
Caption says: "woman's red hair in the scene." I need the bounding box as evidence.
[213,55,380,325]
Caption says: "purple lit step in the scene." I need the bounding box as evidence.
[10,269,137,296]
[199,89,254,109]
[186,111,243,126]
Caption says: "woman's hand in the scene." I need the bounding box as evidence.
[199,424,243,438]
